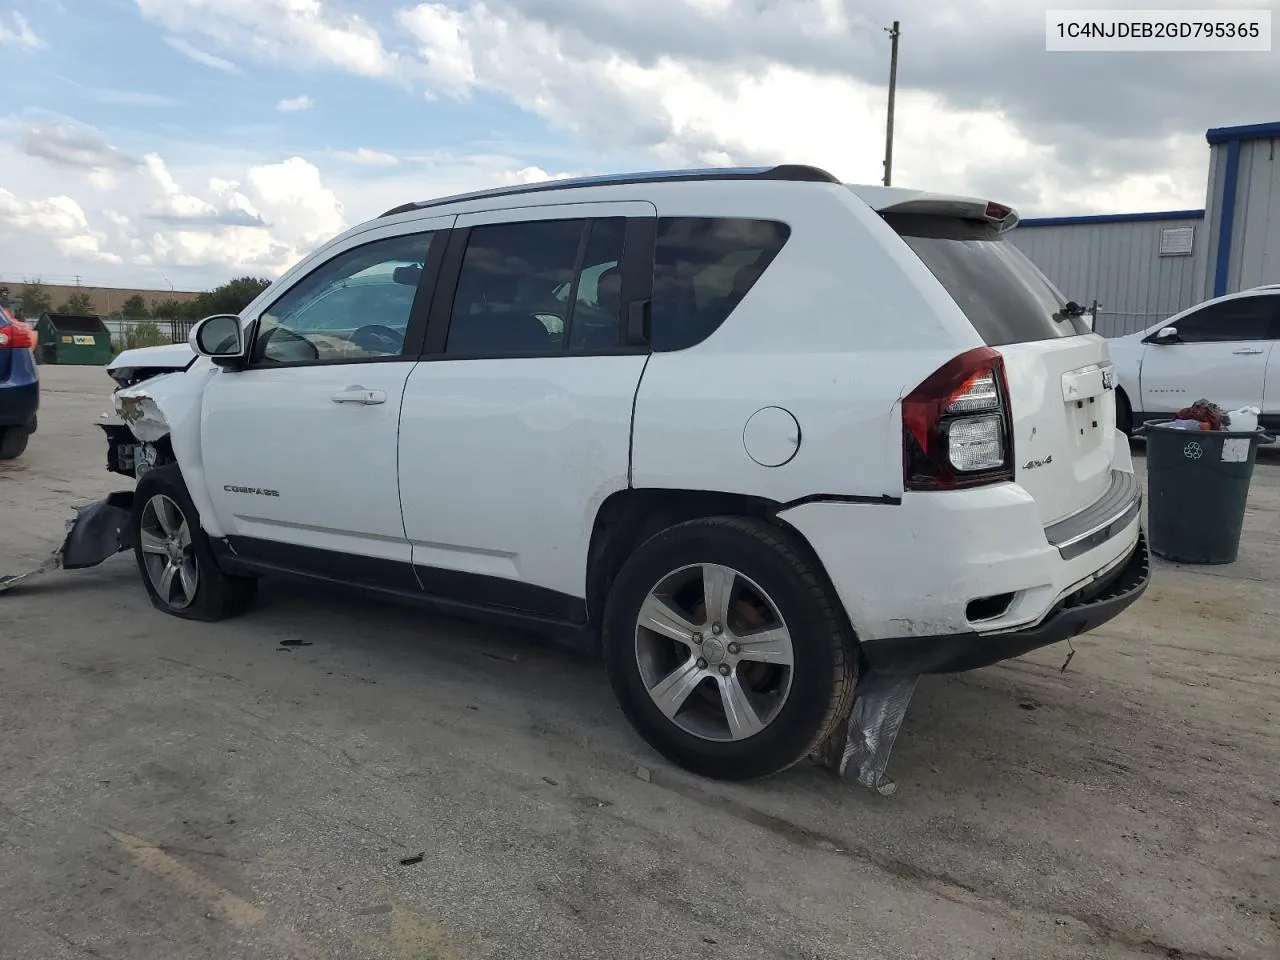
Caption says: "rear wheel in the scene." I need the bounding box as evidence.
[603,516,856,780]
[1116,389,1133,436]
[0,426,29,460]
[133,464,257,621]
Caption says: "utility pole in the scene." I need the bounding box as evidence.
[883,20,900,187]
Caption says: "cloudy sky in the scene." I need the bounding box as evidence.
[1,0,1277,291]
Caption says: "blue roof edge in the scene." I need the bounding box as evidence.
[1017,209,1204,228]
[1206,121,1280,145]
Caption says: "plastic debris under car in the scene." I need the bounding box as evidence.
[0,492,135,594]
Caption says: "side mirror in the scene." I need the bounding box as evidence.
[190,314,245,366]
[1147,326,1180,344]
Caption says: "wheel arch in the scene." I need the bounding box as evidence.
[584,487,857,649]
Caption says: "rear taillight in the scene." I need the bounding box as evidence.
[902,346,1014,491]
[0,320,37,350]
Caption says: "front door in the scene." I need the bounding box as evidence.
[397,201,655,619]
[1140,294,1276,417]
[200,215,452,589]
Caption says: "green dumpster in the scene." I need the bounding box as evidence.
[1143,420,1274,564]
[34,312,115,366]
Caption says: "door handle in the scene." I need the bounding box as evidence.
[1232,348,1265,355]
[331,386,387,405]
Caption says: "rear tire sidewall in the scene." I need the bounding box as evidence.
[0,427,29,460]
[1116,389,1133,436]
[133,465,250,620]
[603,518,851,781]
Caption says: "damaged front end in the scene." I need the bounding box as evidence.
[0,492,136,593]
[2,371,192,594]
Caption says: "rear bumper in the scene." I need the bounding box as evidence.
[859,531,1150,674]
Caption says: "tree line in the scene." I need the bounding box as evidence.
[1,276,272,321]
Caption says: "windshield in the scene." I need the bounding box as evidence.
[884,213,1092,346]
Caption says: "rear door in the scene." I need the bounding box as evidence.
[396,201,655,615]
[1138,295,1274,417]
[889,214,1117,526]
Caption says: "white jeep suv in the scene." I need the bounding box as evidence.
[108,165,1149,781]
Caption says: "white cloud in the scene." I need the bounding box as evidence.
[276,95,314,112]
[0,11,40,48]
[136,0,403,79]
[338,147,400,166]
[0,189,122,264]
[164,35,242,73]
[392,2,1205,213]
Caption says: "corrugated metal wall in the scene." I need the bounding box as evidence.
[1225,137,1280,294]
[1010,217,1205,337]
[1202,127,1280,298]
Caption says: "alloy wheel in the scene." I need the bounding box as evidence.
[138,494,198,611]
[634,563,795,742]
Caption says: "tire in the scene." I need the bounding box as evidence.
[602,516,856,781]
[133,464,257,621]
[1116,389,1133,436]
[0,426,29,460]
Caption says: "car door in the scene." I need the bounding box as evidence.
[397,201,656,620]
[199,214,452,589]
[1139,295,1275,416]
[1261,299,1280,430]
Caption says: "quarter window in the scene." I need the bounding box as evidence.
[650,217,791,352]
[445,217,626,356]
[251,232,434,366]
[1171,297,1277,343]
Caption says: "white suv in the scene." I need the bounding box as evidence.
[1107,286,1280,434]
[108,165,1150,781]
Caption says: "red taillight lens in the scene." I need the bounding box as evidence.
[902,346,1014,491]
[0,320,37,350]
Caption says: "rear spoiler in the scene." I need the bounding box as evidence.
[849,186,1020,233]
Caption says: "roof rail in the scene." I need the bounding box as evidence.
[378,164,840,218]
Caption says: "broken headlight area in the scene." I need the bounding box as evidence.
[100,422,167,479]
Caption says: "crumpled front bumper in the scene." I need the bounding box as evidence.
[0,492,135,593]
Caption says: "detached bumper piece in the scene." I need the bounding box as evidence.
[0,492,135,593]
[861,531,1151,676]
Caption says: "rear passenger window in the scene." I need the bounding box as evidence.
[1173,297,1276,343]
[650,217,790,352]
[445,218,626,356]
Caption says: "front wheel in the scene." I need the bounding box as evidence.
[133,465,257,621]
[602,516,856,781]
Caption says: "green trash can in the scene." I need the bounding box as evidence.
[1142,420,1274,564]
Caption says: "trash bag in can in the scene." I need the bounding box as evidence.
[1141,420,1274,564]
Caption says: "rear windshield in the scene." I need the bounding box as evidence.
[884,213,1092,346]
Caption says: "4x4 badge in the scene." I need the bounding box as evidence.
[1022,454,1053,470]
[1101,368,1115,389]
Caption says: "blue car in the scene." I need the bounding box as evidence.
[0,305,39,459]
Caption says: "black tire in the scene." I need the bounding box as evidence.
[1116,389,1133,436]
[602,516,856,781]
[133,464,257,621]
[0,426,29,460]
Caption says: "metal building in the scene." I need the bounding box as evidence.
[1007,120,1280,338]
[1199,121,1280,299]
[1009,210,1204,337]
